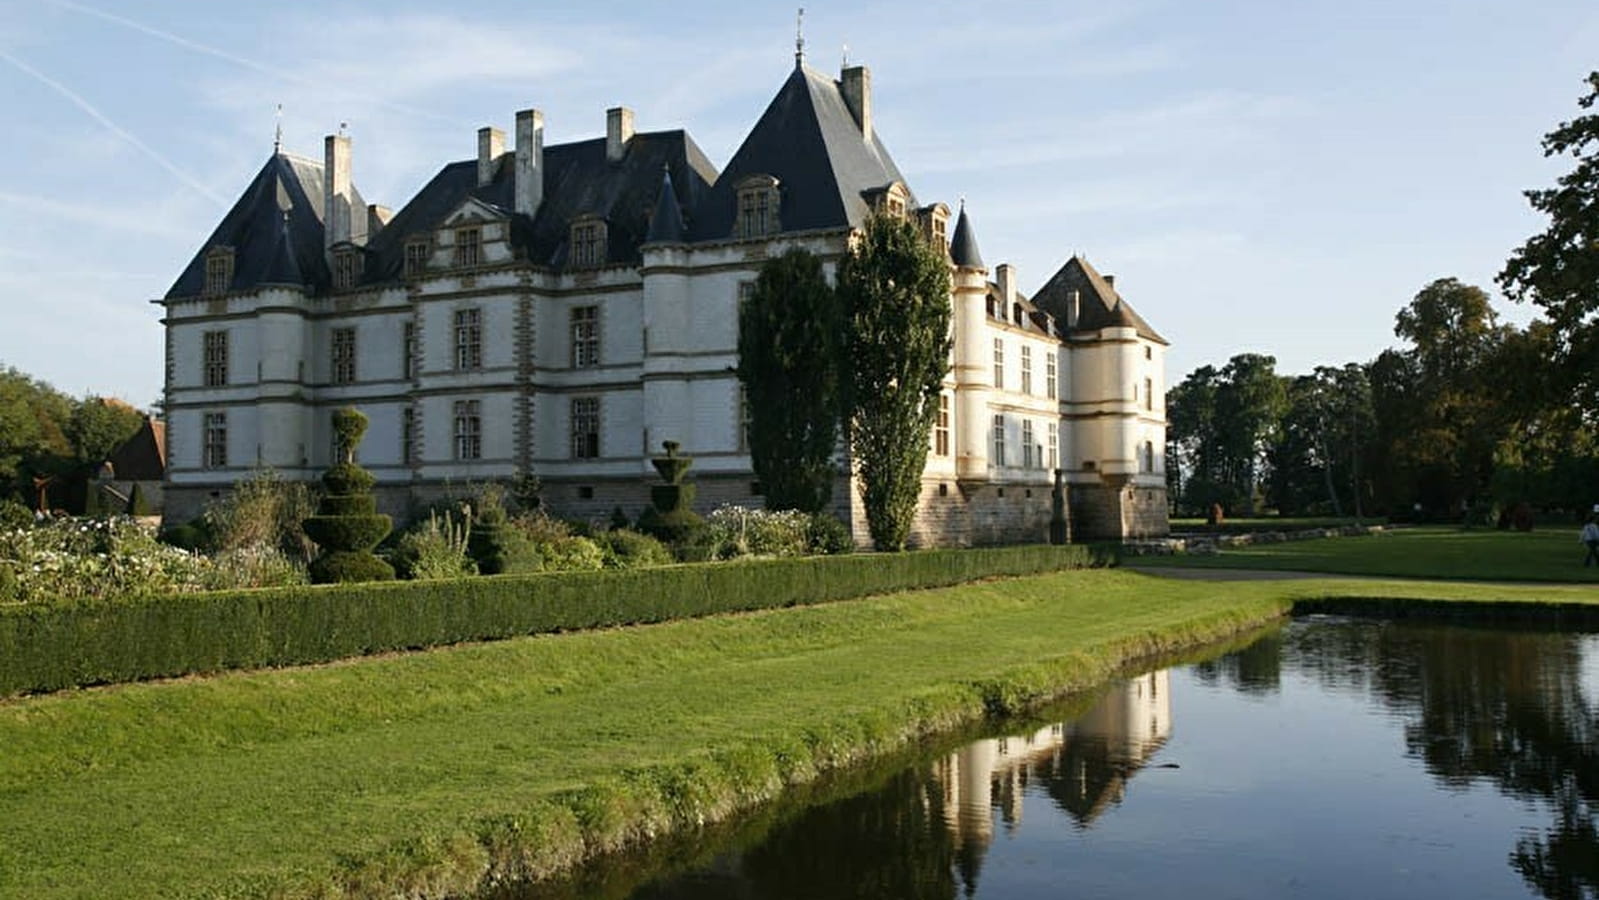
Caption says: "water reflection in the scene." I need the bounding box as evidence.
[529,618,1599,900]
[1288,619,1599,900]
[936,671,1170,896]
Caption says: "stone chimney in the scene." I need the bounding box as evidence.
[515,108,545,217]
[996,264,1017,309]
[478,126,504,187]
[367,204,393,237]
[841,65,872,141]
[1067,289,1081,329]
[323,132,364,252]
[606,107,634,163]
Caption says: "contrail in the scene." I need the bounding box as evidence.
[0,49,226,206]
[43,0,459,125]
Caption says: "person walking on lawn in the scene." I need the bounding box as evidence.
[1582,516,1599,567]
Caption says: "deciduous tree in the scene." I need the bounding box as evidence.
[837,215,951,551]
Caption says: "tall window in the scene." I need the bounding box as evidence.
[452,226,481,268]
[332,250,361,291]
[992,338,1005,390]
[570,219,607,268]
[570,397,600,459]
[934,393,951,456]
[202,412,227,468]
[405,241,429,278]
[403,322,416,380]
[738,385,752,452]
[570,306,600,368]
[992,414,1006,467]
[1022,420,1036,468]
[402,407,416,464]
[454,308,482,370]
[737,281,756,310]
[203,330,228,387]
[453,400,481,460]
[1047,422,1059,470]
[1046,352,1058,400]
[204,248,233,296]
[1020,346,1033,395]
[735,175,780,238]
[1142,440,1156,474]
[1145,377,1155,412]
[331,327,356,384]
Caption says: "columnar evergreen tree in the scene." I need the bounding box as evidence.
[736,247,843,513]
[836,214,952,551]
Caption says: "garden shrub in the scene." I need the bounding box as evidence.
[706,505,810,558]
[393,508,475,580]
[637,441,706,548]
[0,498,35,530]
[204,546,308,590]
[0,543,1108,696]
[0,516,213,604]
[806,513,855,555]
[205,467,317,562]
[537,536,606,572]
[598,529,672,569]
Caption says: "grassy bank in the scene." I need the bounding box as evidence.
[2,569,1595,899]
[1138,525,1599,583]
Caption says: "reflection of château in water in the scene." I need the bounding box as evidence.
[932,671,1172,890]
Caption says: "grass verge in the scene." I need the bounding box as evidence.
[1,568,1595,898]
[1136,525,1599,583]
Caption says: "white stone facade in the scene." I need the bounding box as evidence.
[158,61,1169,543]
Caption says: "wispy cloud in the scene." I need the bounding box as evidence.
[0,48,225,205]
[0,189,198,240]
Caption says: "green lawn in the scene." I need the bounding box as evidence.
[1137,526,1599,583]
[1169,515,1386,533]
[2,568,1595,898]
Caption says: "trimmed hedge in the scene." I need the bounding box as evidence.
[0,544,1110,697]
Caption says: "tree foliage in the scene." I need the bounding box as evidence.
[736,247,843,513]
[0,365,147,511]
[1499,71,1599,421]
[837,215,952,551]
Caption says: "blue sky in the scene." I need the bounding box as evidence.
[0,0,1594,408]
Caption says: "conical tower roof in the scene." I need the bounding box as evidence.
[949,204,984,269]
[644,166,686,243]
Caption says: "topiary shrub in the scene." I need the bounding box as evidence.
[636,441,706,548]
[126,483,155,517]
[302,408,395,583]
[469,489,540,575]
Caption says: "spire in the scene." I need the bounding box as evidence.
[646,165,685,244]
[273,103,283,154]
[794,7,805,67]
[949,200,984,268]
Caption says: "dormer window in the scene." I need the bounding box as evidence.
[404,240,430,278]
[735,174,780,239]
[204,247,234,296]
[867,182,912,220]
[918,204,949,249]
[570,216,608,268]
[332,248,363,291]
[452,226,481,268]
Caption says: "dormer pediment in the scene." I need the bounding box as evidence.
[441,197,508,228]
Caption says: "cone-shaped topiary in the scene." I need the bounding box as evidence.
[467,488,540,575]
[303,407,395,583]
[636,440,706,545]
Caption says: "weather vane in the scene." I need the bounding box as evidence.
[795,8,805,66]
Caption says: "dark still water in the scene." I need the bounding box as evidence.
[520,617,1599,900]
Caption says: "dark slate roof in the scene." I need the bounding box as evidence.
[166,153,338,299]
[360,129,716,281]
[688,64,913,240]
[644,166,686,244]
[949,206,983,268]
[1032,255,1167,344]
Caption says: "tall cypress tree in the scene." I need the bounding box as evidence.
[736,247,843,513]
[837,215,952,551]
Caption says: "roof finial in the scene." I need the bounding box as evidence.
[273,103,283,154]
[842,42,849,68]
[795,7,805,67]
[338,121,348,138]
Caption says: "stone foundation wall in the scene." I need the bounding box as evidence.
[1069,482,1170,542]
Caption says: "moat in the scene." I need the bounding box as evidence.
[517,615,1599,900]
